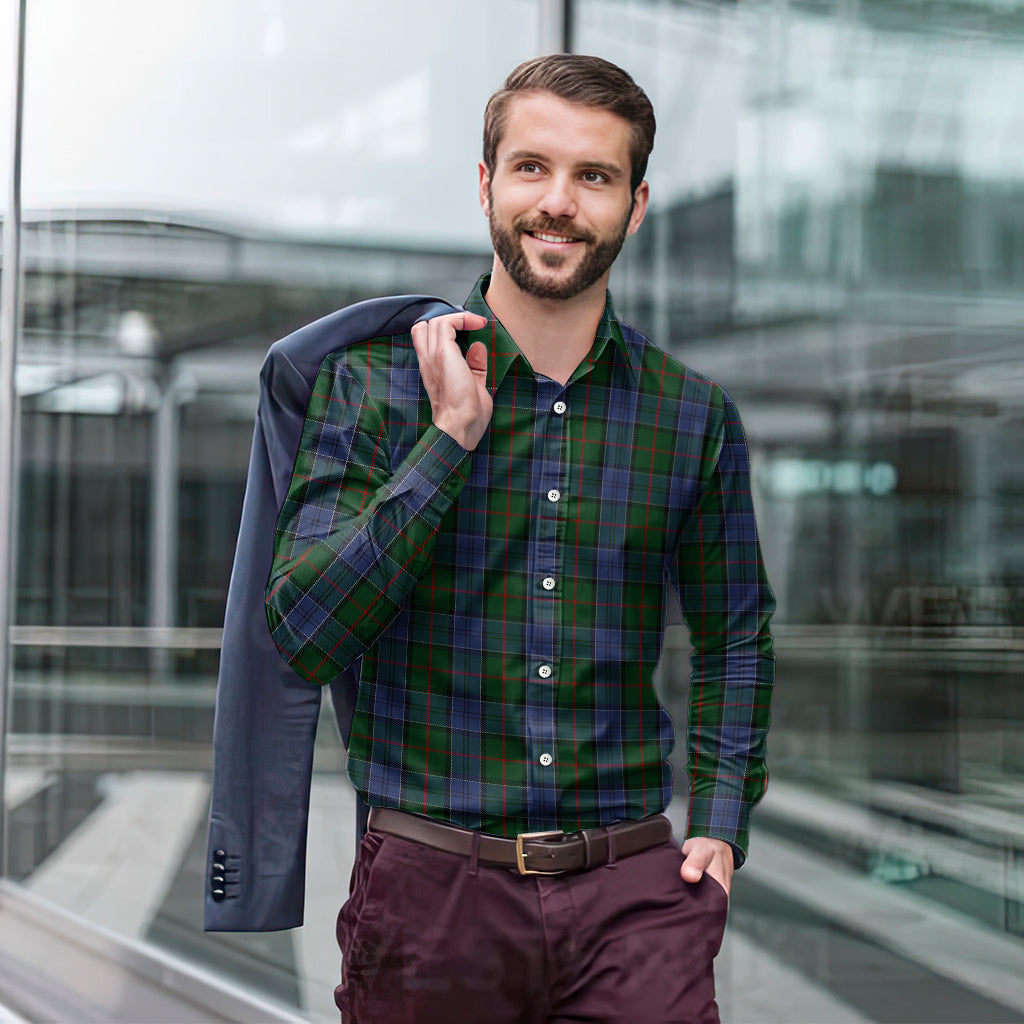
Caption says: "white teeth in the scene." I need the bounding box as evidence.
[533,232,575,244]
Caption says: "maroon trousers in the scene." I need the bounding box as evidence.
[335,827,728,1023]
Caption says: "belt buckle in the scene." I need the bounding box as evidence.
[515,830,565,875]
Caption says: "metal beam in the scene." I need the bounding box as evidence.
[537,0,572,52]
[148,365,180,680]
[0,0,28,879]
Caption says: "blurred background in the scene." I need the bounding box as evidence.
[1,0,1023,1021]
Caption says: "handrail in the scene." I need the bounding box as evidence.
[0,880,308,1023]
[7,622,1024,652]
[9,625,223,649]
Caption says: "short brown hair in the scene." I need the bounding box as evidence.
[483,54,656,193]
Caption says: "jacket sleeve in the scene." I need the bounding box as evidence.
[669,388,775,867]
[265,351,472,685]
[205,395,326,932]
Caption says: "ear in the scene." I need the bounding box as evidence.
[625,180,650,237]
[478,161,492,216]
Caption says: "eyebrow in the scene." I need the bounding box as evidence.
[502,150,626,181]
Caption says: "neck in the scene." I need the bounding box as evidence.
[484,258,609,385]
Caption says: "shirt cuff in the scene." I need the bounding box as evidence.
[405,424,473,508]
[685,792,751,869]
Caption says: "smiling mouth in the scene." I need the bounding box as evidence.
[526,230,582,244]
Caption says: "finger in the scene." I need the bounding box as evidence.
[411,319,427,344]
[680,860,705,883]
[679,846,712,884]
[424,310,488,343]
[426,313,460,354]
[466,341,488,378]
[459,312,489,331]
[438,311,488,339]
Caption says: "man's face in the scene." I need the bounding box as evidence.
[480,92,649,302]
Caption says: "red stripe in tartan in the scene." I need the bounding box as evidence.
[424,541,437,810]
[638,349,668,814]
[570,356,598,820]
[688,479,709,832]
[499,355,518,821]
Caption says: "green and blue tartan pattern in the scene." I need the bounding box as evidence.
[266,277,775,859]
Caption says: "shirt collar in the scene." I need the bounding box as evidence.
[461,274,639,389]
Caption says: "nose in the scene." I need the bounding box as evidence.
[536,174,577,220]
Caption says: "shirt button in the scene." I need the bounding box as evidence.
[539,753,553,766]
[542,577,556,591]
[538,664,552,679]
[547,489,560,503]
[553,401,567,415]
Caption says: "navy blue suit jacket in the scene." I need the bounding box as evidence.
[204,294,460,932]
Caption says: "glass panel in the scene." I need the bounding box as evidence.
[576,1,1024,1020]
[0,0,19,891]
[11,2,539,1018]
[0,1,12,216]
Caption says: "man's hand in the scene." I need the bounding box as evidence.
[411,311,491,451]
[680,836,734,896]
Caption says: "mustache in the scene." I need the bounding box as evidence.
[513,216,595,245]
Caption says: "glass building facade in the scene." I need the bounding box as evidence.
[1,1,1023,1020]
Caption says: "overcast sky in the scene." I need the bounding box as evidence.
[12,0,541,245]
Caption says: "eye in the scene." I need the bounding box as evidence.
[517,162,542,175]
[582,170,608,184]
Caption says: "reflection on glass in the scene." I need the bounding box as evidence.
[0,0,12,215]
[579,0,1024,1021]
[7,1,536,1019]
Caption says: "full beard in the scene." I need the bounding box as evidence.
[488,197,630,301]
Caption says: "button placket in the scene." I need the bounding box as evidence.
[525,379,567,829]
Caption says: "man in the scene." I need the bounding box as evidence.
[265,54,774,1023]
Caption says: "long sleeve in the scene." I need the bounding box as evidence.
[265,352,471,685]
[669,389,775,866]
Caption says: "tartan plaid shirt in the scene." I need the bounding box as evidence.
[266,275,775,862]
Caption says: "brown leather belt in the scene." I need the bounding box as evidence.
[368,807,673,875]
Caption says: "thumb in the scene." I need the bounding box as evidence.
[680,842,711,883]
[466,340,488,379]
